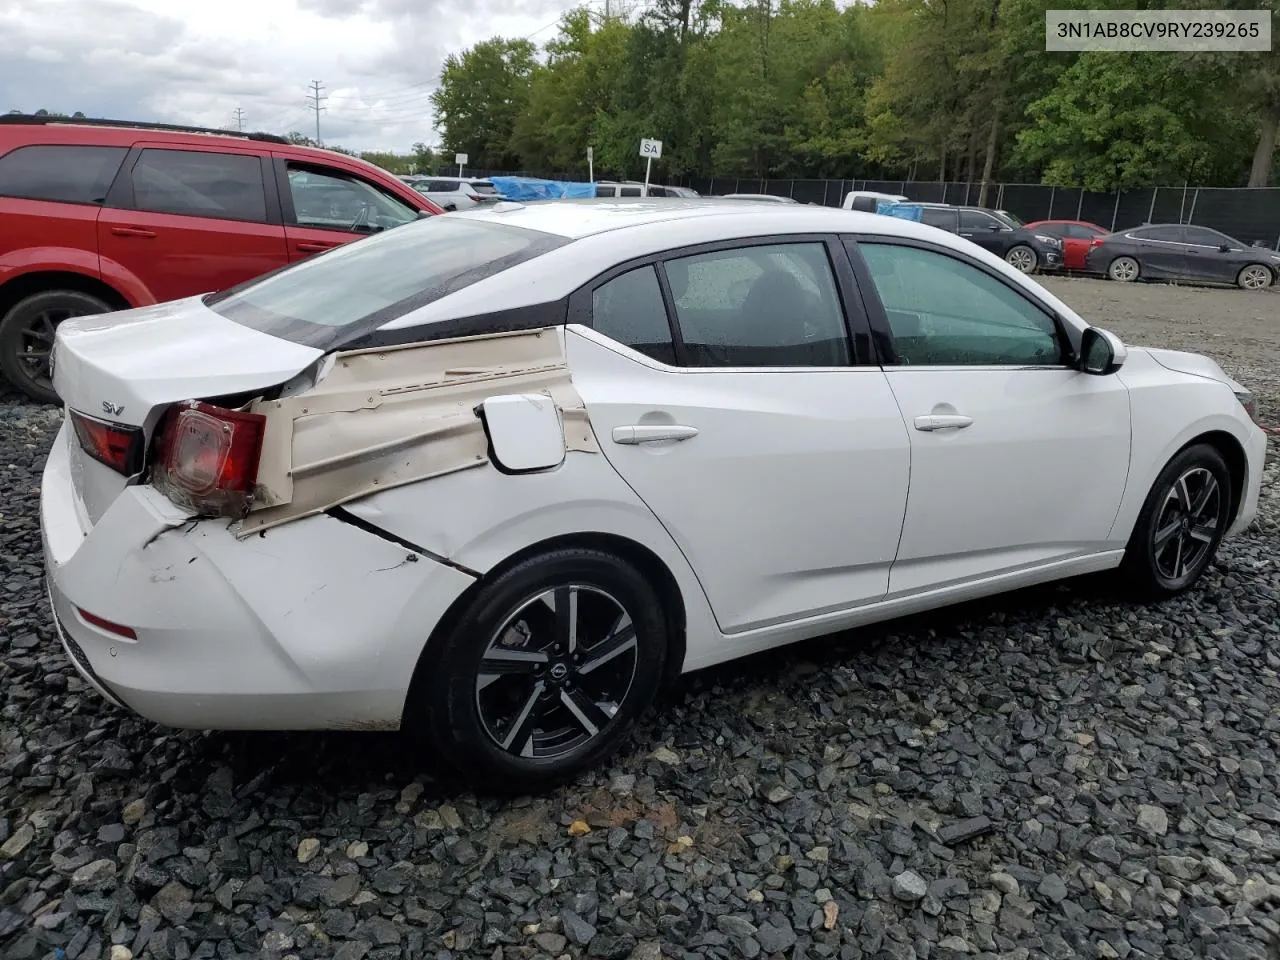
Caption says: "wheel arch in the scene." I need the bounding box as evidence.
[1177,429,1248,524]
[401,530,688,730]
[0,269,133,318]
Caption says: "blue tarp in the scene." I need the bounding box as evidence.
[876,201,924,221]
[487,176,597,201]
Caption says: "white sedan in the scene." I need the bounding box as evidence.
[41,199,1267,791]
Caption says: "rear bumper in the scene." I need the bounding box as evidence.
[41,422,476,731]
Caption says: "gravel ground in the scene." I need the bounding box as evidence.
[1,280,1278,960]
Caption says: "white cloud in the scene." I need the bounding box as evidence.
[0,0,578,152]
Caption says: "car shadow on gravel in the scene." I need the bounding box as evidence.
[188,568,1156,802]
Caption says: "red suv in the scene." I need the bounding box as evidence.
[0,115,443,402]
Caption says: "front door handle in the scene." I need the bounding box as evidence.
[110,226,157,238]
[612,425,699,445]
[914,414,973,432]
[296,241,340,253]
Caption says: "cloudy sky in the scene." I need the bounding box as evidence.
[0,0,582,153]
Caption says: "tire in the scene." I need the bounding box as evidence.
[1107,256,1140,283]
[1120,443,1232,600]
[411,547,670,791]
[0,290,113,404]
[1005,245,1038,274]
[1236,263,1274,290]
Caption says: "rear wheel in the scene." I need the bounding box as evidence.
[0,290,113,403]
[1120,443,1232,599]
[411,547,669,791]
[1108,257,1140,282]
[1237,264,1273,290]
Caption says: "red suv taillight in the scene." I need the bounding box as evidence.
[152,401,267,518]
[69,410,144,475]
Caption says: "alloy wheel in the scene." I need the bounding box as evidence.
[15,307,69,389]
[1109,257,1139,282]
[1239,265,1272,290]
[1006,246,1036,273]
[475,584,639,760]
[1152,466,1222,582]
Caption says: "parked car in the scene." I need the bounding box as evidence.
[409,176,506,211]
[842,190,909,209]
[1023,219,1109,271]
[43,198,1264,790]
[595,181,700,198]
[1085,223,1278,289]
[912,204,1064,273]
[719,193,800,203]
[0,114,442,403]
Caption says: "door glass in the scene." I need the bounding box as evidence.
[0,145,127,204]
[959,210,1002,232]
[591,266,676,365]
[131,149,267,222]
[858,243,1062,367]
[1183,227,1231,247]
[620,187,642,197]
[286,164,418,233]
[920,207,958,231]
[663,242,849,367]
[1135,226,1183,243]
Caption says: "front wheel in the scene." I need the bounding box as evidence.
[0,290,113,404]
[411,547,670,791]
[1120,443,1232,599]
[1005,245,1038,274]
[1237,264,1274,290]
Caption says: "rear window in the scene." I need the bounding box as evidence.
[205,217,569,348]
[469,182,500,195]
[0,144,128,204]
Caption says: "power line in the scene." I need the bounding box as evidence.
[305,80,327,144]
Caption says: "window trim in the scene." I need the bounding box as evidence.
[0,143,130,207]
[110,146,277,225]
[274,157,415,234]
[566,233,876,371]
[842,234,1077,371]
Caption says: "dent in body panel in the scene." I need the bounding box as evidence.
[236,327,599,537]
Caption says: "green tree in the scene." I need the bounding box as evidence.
[431,38,538,169]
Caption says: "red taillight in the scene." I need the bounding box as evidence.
[153,401,267,518]
[76,608,137,640]
[69,410,143,475]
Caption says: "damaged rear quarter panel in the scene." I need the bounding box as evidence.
[237,326,598,537]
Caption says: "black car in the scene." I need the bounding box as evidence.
[1084,223,1278,290]
[913,204,1064,274]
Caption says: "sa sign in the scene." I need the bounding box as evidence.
[454,153,469,166]
[639,138,663,159]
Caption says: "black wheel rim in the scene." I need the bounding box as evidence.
[475,584,639,761]
[15,307,73,390]
[1153,466,1222,582]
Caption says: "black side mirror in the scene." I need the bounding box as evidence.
[1079,327,1126,375]
[990,223,1004,231]
[1219,243,1232,252]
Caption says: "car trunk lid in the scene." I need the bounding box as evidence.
[53,296,323,525]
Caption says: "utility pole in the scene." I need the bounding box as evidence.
[232,107,245,132]
[306,80,326,145]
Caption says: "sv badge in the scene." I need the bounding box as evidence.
[102,401,125,417]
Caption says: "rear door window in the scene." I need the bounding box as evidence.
[920,207,958,231]
[469,181,500,195]
[206,216,569,348]
[0,144,128,204]
[129,148,267,222]
[591,266,676,364]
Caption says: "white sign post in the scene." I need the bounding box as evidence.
[587,146,594,183]
[455,152,468,178]
[639,138,662,196]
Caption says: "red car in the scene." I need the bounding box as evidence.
[0,114,443,402]
[1022,219,1109,272]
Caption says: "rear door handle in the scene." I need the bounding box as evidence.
[296,241,340,253]
[914,414,973,432]
[110,226,157,238]
[612,425,699,444]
